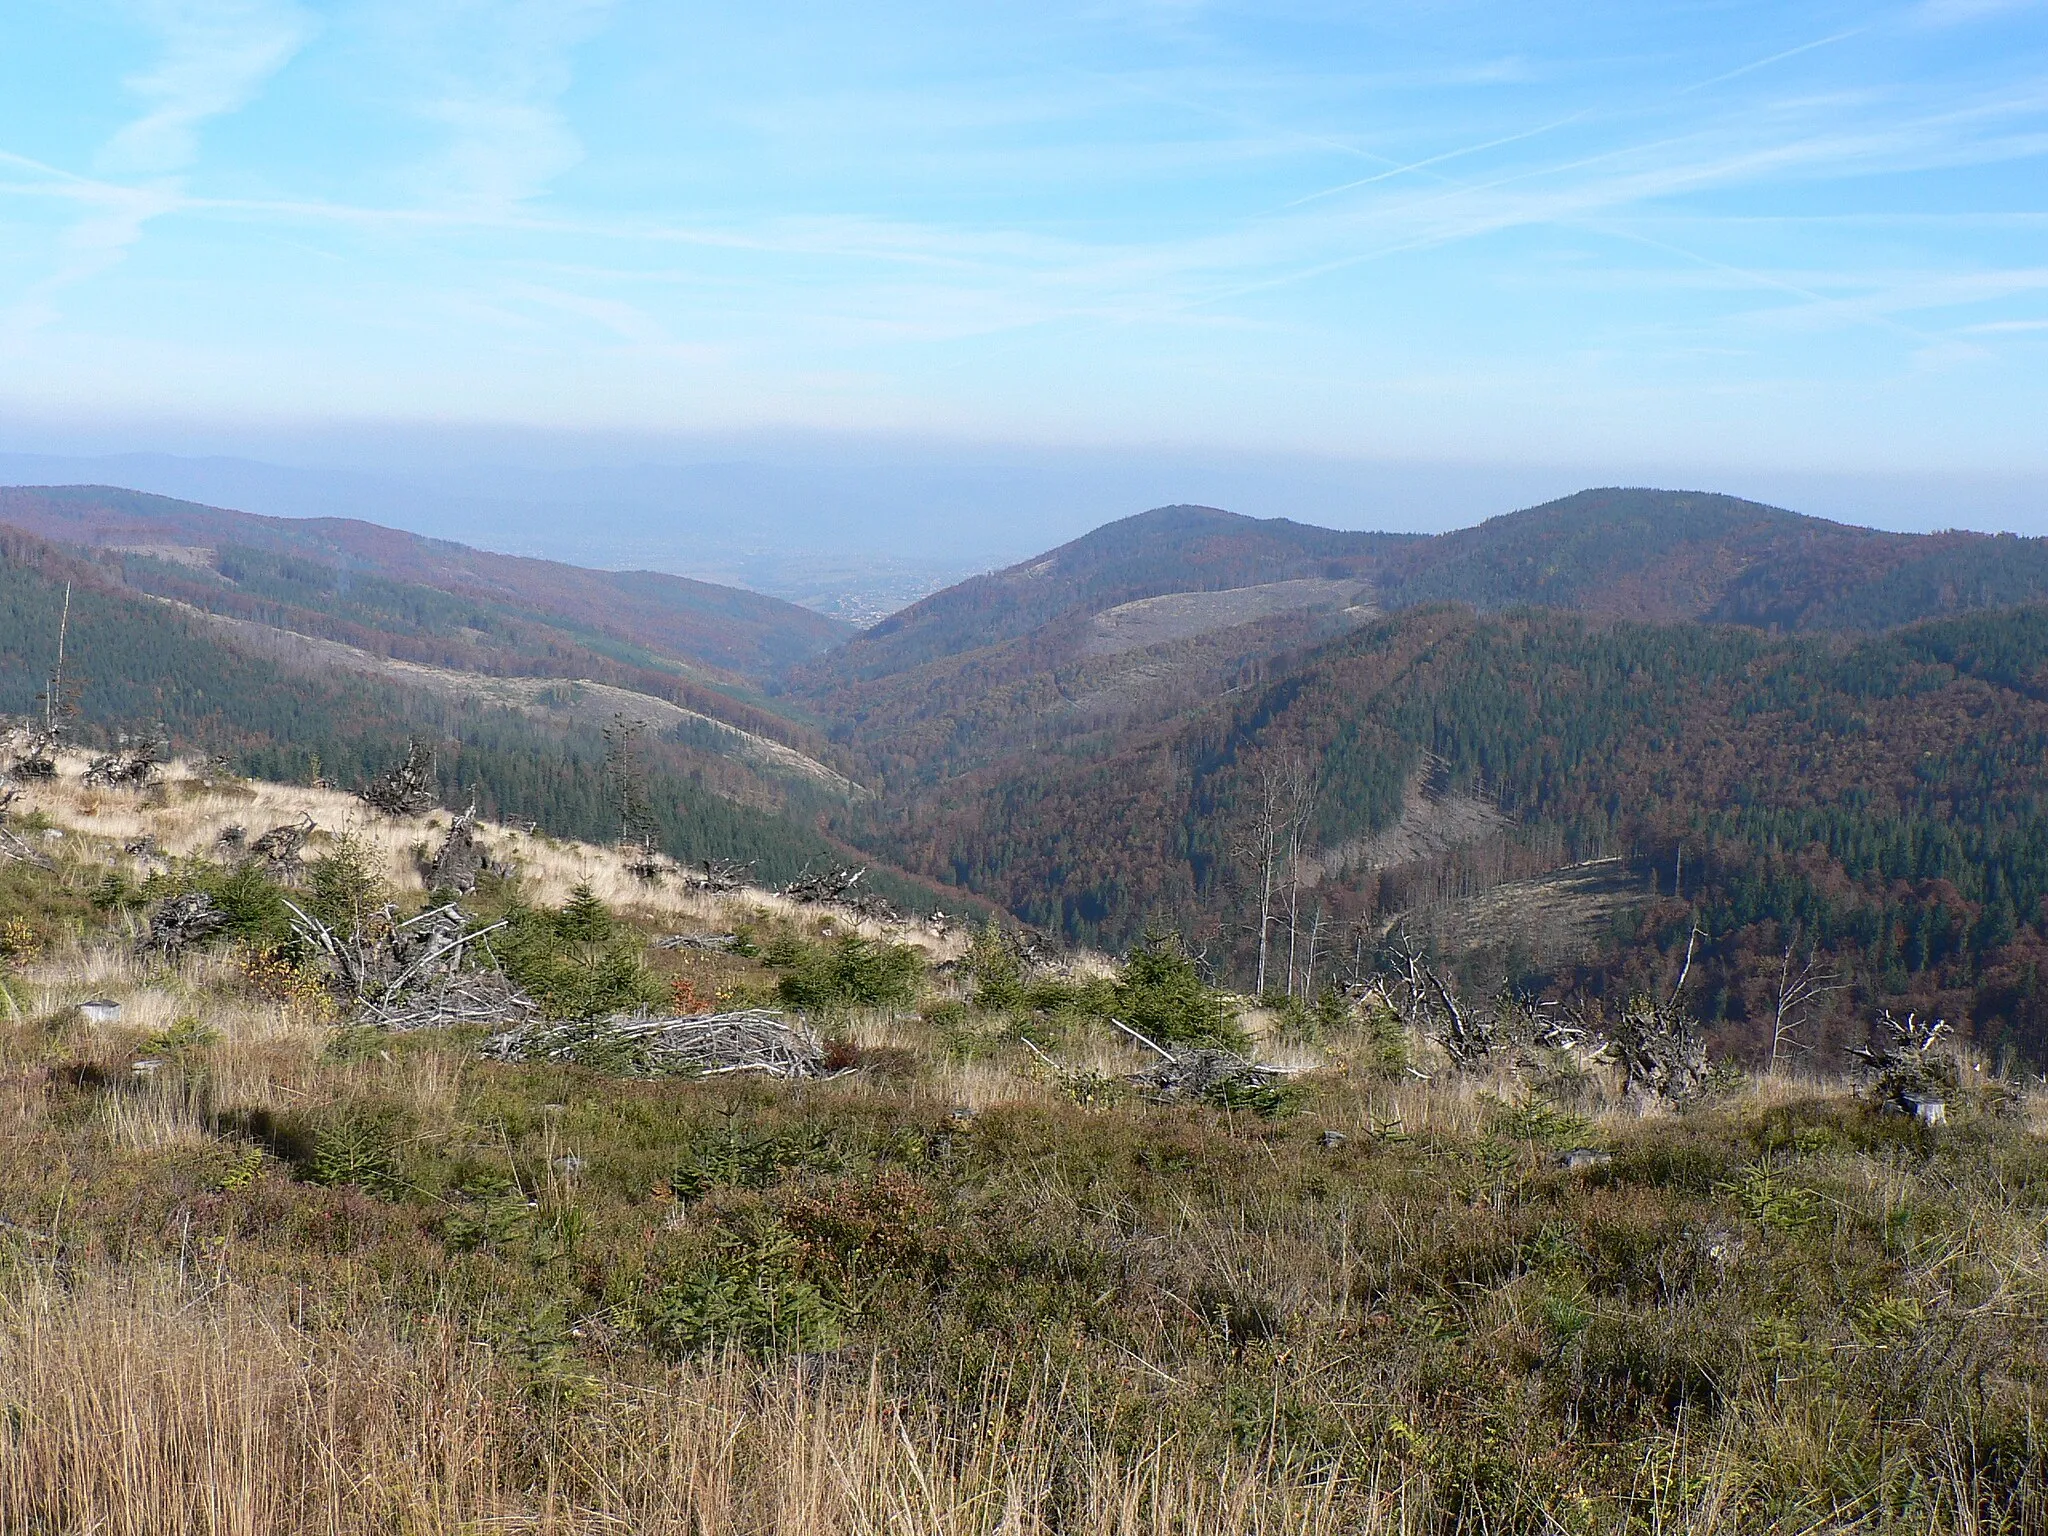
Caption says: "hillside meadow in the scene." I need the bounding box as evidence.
[1,760,2046,1533]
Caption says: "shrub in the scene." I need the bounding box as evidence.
[305,833,386,928]
[774,935,921,1012]
[964,921,1024,1011]
[642,1213,844,1357]
[499,890,664,1020]
[1114,934,1242,1049]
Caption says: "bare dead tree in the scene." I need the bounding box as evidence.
[602,712,661,856]
[1232,765,1285,997]
[1279,755,1321,999]
[1768,928,1840,1072]
[1302,902,1326,1001]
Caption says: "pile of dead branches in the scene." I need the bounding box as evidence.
[360,740,438,817]
[284,899,538,1031]
[785,865,865,904]
[653,931,740,952]
[1374,930,1614,1077]
[688,858,753,893]
[0,789,53,869]
[141,891,228,959]
[482,1009,824,1079]
[1380,935,1501,1067]
[81,730,166,788]
[1108,1018,1293,1106]
[6,724,58,780]
[1848,1011,1957,1122]
[784,864,899,922]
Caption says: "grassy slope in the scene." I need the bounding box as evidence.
[0,771,2044,1532]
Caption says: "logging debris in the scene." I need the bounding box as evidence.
[784,865,899,922]
[81,730,166,788]
[689,858,752,893]
[283,899,538,1031]
[248,813,315,873]
[1848,1011,1957,1124]
[7,726,57,780]
[0,789,53,869]
[359,740,439,817]
[482,1008,825,1079]
[1612,998,1712,1106]
[141,891,228,959]
[423,805,491,894]
[1109,1017,1293,1106]
[653,931,740,952]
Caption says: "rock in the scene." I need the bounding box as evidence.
[1900,1090,1947,1126]
[1318,1129,1348,1150]
[77,999,122,1024]
[1556,1148,1613,1171]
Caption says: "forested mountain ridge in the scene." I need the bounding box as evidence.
[0,526,935,905]
[843,600,2048,1063]
[806,488,2048,713]
[795,488,2048,801]
[797,504,1410,688]
[0,484,854,686]
[1373,488,2048,628]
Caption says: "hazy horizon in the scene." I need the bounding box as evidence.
[5,428,2047,618]
[4,0,2046,527]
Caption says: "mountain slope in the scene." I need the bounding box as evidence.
[0,526,924,899]
[802,505,1412,687]
[1376,487,2048,627]
[798,488,2048,795]
[846,600,2048,1060]
[0,484,855,685]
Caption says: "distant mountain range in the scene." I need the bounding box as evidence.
[0,484,852,687]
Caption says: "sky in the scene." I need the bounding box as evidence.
[0,1,2045,549]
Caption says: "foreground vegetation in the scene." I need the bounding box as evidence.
[2,769,2046,1533]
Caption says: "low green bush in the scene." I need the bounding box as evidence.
[771,933,921,1011]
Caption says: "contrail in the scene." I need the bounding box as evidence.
[1282,113,1592,207]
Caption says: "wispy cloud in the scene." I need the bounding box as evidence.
[375,0,614,213]
[3,0,311,345]
[100,0,316,176]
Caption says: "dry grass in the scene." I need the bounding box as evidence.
[0,1271,1387,1536]
[11,751,972,962]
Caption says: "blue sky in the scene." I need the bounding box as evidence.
[1,1,2045,485]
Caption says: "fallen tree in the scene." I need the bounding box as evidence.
[482,1009,826,1079]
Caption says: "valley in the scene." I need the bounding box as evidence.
[12,479,2048,1065]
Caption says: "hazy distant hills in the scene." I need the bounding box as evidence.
[0,485,853,686]
[795,489,2048,794]
[823,488,2048,688]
